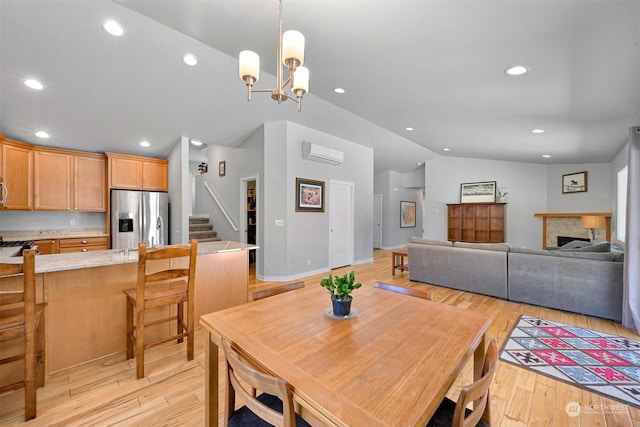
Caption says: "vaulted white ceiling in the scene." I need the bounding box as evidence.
[1,0,639,173]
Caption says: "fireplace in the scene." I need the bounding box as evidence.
[557,236,590,247]
[534,212,611,249]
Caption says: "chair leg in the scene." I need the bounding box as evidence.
[24,328,37,421]
[126,297,134,360]
[136,307,145,379]
[36,313,45,388]
[177,302,184,344]
[187,301,194,361]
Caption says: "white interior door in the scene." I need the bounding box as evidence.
[373,194,382,248]
[330,180,354,269]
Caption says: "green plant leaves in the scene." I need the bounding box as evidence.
[319,270,361,300]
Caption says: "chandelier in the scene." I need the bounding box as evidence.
[238,0,309,111]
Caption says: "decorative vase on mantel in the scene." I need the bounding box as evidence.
[320,271,361,317]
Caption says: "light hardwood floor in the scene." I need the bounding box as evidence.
[1,249,639,426]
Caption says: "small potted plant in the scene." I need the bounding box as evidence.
[320,270,362,316]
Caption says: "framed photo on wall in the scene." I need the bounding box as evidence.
[460,181,496,203]
[296,178,325,212]
[400,201,416,228]
[218,161,226,177]
[562,171,588,194]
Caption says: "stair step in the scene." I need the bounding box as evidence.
[189,230,218,240]
[189,223,213,232]
[195,237,222,243]
[189,216,210,224]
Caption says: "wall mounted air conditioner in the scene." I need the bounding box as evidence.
[302,141,344,165]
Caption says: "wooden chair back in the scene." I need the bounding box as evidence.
[374,282,433,301]
[222,337,296,427]
[0,250,41,420]
[452,339,498,427]
[251,281,305,301]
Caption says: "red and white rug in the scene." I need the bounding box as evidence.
[500,315,640,408]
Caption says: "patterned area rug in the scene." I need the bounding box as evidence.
[500,315,640,408]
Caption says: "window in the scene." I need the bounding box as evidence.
[617,166,628,243]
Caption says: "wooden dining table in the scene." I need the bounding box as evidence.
[200,284,492,427]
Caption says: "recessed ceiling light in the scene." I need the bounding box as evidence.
[24,79,44,90]
[443,148,451,152]
[505,65,530,76]
[190,139,203,146]
[405,127,414,131]
[139,141,150,147]
[103,20,124,36]
[333,88,345,94]
[531,128,545,134]
[35,131,49,139]
[541,154,551,158]
[183,53,198,66]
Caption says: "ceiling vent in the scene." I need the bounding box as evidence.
[302,141,344,165]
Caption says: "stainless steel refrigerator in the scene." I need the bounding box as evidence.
[111,190,169,250]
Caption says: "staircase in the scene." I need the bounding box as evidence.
[189,215,220,242]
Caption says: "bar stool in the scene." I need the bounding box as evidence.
[124,240,197,379]
[0,250,47,421]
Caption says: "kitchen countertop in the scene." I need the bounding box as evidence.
[1,228,108,241]
[0,241,258,273]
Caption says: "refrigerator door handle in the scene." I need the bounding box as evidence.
[157,216,164,247]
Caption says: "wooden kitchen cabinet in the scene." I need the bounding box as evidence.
[33,148,106,211]
[106,153,168,191]
[74,153,106,211]
[35,239,59,255]
[34,149,73,210]
[0,137,33,210]
[58,236,108,253]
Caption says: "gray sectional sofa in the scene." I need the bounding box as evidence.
[407,237,624,321]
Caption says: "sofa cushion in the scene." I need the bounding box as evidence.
[558,240,592,250]
[409,237,453,247]
[511,246,615,261]
[453,242,511,252]
[559,241,611,252]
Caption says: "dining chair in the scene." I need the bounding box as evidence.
[426,339,498,427]
[124,240,197,379]
[251,281,305,301]
[374,281,433,301]
[222,337,311,427]
[0,250,47,421]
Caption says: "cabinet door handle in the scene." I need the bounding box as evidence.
[0,181,7,204]
[81,248,88,252]
[81,240,88,244]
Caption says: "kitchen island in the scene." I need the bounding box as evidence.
[0,241,256,375]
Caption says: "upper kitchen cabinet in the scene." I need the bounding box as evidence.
[33,147,106,211]
[106,153,168,191]
[0,136,33,210]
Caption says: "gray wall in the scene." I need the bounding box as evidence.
[374,170,424,249]
[546,163,611,212]
[168,136,190,244]
[0,210,104,231]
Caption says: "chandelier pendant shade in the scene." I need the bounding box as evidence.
[238,0,309,111]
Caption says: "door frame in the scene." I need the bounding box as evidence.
[373,193,382,248]
[328,179,355,268]
[239,174,259,245]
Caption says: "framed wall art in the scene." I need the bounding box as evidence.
[562,171,587,194]
[460,181,496,203]
[218,160,226,177]
[296,178,325,212]
[400,201,416,228]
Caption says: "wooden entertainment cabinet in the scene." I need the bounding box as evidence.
[447,203,506,243]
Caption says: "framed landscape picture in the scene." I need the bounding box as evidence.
[562,171,587,194]
[460,181,496,203]
[296,178,325,212]
[400,201,416,228]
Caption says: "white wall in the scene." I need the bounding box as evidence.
[260,121,374,280]
[0,211,104,231]
[374,170,424,249]
[546,163,611,212]
[168,136,190,244]
[424,156,547,248]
